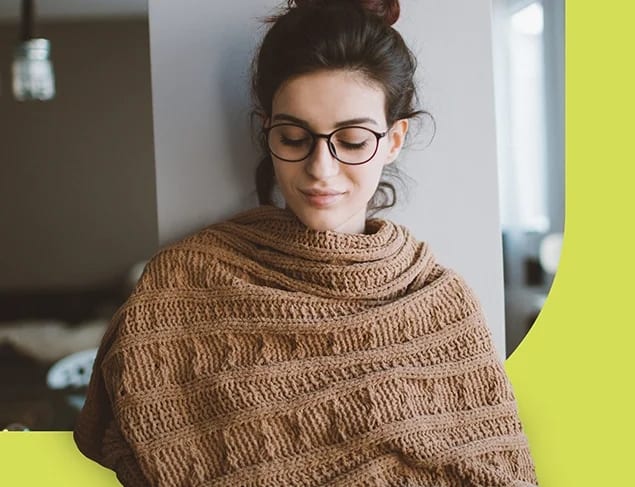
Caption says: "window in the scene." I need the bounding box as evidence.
[492,0,565,355]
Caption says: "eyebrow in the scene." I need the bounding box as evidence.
[271,113,379,129]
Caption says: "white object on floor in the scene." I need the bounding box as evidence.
[47,347,99,411]
[46,348,98,390]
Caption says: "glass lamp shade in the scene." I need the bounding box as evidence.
[12,38,56,101]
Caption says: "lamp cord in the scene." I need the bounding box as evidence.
[20,0,34,41]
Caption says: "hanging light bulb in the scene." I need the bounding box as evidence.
[12,0,55,101]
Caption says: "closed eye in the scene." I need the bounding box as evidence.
[338,140,369,150]
[280,136,311,147]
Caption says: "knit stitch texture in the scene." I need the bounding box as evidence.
[74,205,538,486]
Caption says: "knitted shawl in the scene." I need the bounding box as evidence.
[74,205,537,487]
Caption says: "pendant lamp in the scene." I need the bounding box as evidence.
[12,0,56,101]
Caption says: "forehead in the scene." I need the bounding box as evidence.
[271,70,386,128]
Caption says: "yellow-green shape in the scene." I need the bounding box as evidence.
[506,0,635,485]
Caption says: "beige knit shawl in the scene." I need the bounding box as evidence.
[74,205,537,486]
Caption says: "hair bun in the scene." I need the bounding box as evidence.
[359,0,400,25]
[289,0,400,26]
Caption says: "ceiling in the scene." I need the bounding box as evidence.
[0,0,147,21]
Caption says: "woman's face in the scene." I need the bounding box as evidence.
[269,70,408,234]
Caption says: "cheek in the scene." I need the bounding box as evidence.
[346,164,384,193]
[272,160,290,183]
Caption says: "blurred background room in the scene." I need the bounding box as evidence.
[0,0,563,430]
[0,0,156,430]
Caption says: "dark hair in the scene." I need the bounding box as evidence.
[252,0,425,215]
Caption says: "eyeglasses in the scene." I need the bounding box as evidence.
[264,123,388,165]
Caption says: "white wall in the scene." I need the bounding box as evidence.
[148,0,506,357]
[392,0,506,356]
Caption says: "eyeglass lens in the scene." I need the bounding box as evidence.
[267,125,379,164]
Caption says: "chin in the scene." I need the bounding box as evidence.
[284,193,366,233]
[297,212,337,232]
[287,204,336,232]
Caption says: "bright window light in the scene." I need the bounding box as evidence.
[511,3,544,36]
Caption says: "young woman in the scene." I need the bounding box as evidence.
[74,1,538,485]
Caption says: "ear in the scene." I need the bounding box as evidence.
[384,119,409,165]
[254,112,269,132]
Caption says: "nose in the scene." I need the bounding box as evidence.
[305,137,340,179]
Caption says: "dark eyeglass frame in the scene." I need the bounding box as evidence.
[263,123,388,166]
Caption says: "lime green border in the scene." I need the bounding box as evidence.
[506,0,635,485]
[0,432,117,485]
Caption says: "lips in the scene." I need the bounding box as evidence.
[300,188,345,208]
[301,188,344,196]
